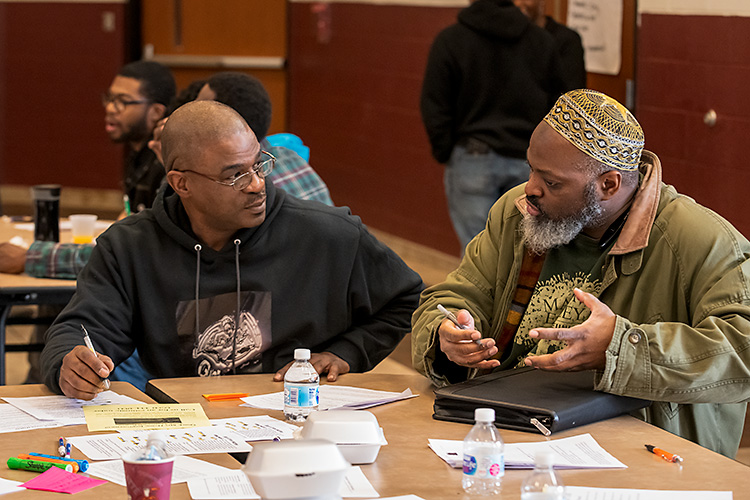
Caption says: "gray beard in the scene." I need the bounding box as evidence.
[521,181,605,255]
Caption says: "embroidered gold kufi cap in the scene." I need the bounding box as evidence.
[543,89,644,171]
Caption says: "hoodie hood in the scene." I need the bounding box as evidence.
[458,0,530,39]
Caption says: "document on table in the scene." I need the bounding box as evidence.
[564,486,732,499]
[67,426,253,460]
[2,391,146,426]
[210,415,298,441]
[241,385,417,411]
[429,433,626,469]
[83,403,210,431]
[0,404,67,433]
[87,456,232,486]
[0,477,23,495]
[187,466,378,499]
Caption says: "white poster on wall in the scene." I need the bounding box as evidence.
[567,0,623,75]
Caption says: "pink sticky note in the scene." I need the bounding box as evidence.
[21,466,107,494]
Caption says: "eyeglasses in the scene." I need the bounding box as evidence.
[101,93,151,113]
[174,150,276,191]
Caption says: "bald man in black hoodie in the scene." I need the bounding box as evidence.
[420,0,566,249]
[41,101,423,400]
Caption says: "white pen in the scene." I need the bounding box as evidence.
[437,304,483,345]
[81,324,111,390]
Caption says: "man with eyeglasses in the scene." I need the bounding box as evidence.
[40,100,424,400]
[103,60,176,214]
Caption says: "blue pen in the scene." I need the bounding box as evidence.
[65,442,72,458]
[28,452,89,472]
[58,437,66,457]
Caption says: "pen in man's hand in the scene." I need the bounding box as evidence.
[81,324,111,390]
[645,444,683,463]
[437,304,483,345]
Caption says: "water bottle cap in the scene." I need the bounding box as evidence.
[474,408,495,422]
[294,348,311,361]
[535,451,556,467]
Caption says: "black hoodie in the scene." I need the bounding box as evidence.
[420,0,565,163]
[40,181,424,392]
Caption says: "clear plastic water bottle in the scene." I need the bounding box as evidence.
[462,408,504,495]
[520,451,564,500]
[137,431,170,461]
[283,348,319,422]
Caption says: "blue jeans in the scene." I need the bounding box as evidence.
[444,145,529,249]
[110,350,152,392]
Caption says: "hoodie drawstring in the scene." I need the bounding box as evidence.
[233,239,241,375]
[193,241,242,376]
[194,244,202,338]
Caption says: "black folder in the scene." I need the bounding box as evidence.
[433,367,650,434]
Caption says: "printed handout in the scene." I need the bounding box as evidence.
[2,390,146,426]
[429,433,627,469]
[564,486,732,500]
[241,385,416,411]
[87,455,233,486]
[67,427,253,460]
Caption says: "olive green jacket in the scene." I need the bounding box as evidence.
[412,151,750,457]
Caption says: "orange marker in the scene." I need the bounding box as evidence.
[202,393,249,401]
[16,454,79,473]
[645,444,683,463]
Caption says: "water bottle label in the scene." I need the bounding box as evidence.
[284,384,319,407]
[463,453,504,478]
[463,455,478,475]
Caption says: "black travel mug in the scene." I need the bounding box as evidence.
[31,184,61,242]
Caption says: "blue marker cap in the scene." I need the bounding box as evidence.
[29,452,89,472]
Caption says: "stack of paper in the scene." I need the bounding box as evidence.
[564,486,732,499]
[187,467,379,499]
[429,433,627,469]
[0,391,147,432]
[240,385,417,411]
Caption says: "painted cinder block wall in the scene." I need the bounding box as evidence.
[288,2,462,255]
[636,1,750,239]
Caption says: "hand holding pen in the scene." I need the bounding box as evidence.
[437,304,482,345]
[435,304,500,370]
[81,325,111,390]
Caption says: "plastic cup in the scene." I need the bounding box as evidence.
[69,214,98,244]
[122,452,175,500]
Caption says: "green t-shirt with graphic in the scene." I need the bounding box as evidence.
[498,233,610,369]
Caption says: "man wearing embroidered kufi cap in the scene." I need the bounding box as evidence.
[412,89,750,458]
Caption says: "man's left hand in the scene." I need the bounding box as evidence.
[273,351,351,382]
[0,242,28,274]
[524,288,616,371]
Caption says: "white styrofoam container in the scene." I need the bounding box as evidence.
[297,410,387,464]
[242,439,349,500]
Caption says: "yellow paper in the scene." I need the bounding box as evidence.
[83,403,210,431]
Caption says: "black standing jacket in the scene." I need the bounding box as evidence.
[421,0,565,163]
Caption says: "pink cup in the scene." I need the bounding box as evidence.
[122,453,175,500]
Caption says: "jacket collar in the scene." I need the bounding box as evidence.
[514,149,662,255]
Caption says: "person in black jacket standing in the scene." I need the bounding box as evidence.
[420,0,565,249]
[514,0,586,90]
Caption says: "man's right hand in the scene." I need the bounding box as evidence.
[58,345,114,400]
[437,309,500,370]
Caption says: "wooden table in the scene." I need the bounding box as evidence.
[147,372,750,499]
[0,382,241,498]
